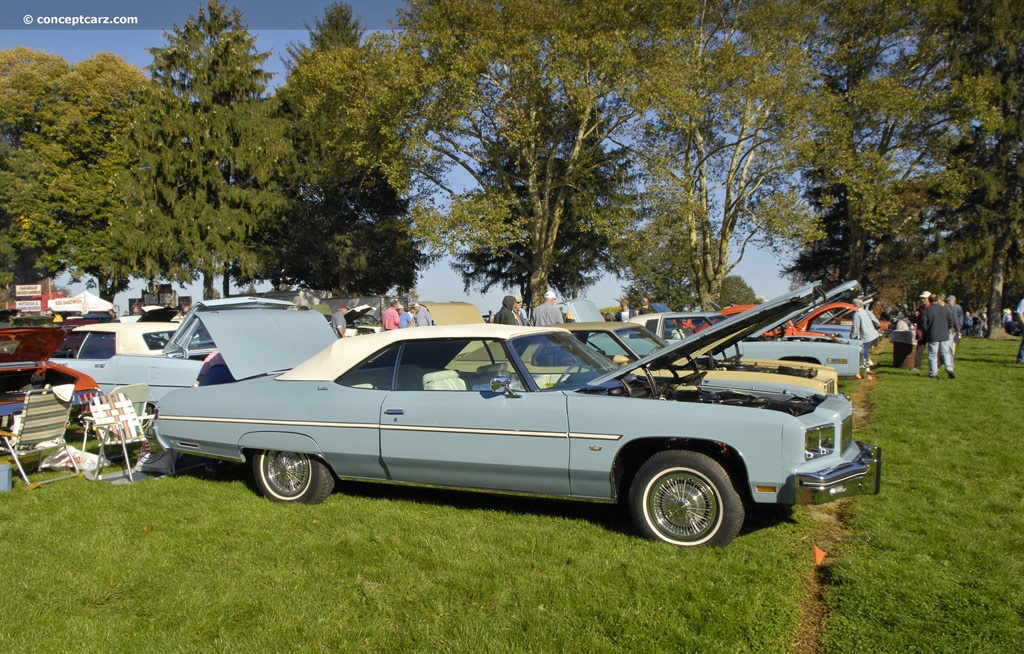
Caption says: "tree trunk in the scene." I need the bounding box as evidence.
[986,238,1008,339]
[203,272,216,301]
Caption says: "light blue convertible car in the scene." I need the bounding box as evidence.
[153,283,881,547]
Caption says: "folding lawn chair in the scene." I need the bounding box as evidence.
[81,383,152,451]
[87,392,148,482]
[0,388,80,488]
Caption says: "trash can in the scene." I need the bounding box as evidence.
[889,330,915,368]
[0,463,12,492]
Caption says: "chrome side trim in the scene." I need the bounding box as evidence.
[159,415,623,441]
[160,415,364,429]
[380,424,566,439]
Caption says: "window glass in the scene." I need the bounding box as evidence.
[141,330,175,352]
[664,315,723,339]
[336,345,399,390]
[575,331,631,360]
[78,332,116,359]
[57,331,87,358]
[510,332,617,390]
[397,339,523,391]
[186,323,216,351]
[614,327,666,357]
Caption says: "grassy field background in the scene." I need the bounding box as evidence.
[1,338,1021,652]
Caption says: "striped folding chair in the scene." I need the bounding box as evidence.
[0,388,79,488]
[87,392,147,482]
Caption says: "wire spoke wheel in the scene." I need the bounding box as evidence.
[630,450,743,547]
[253,450,335,504]
[263,451,311,498]
[648,471,719,540]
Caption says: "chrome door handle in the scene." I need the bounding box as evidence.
[384,408,404,415]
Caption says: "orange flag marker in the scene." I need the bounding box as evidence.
[814,545,827,566]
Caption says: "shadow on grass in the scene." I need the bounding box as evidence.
[170,458,796,544]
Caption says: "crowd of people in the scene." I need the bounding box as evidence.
[329,289,1024,369]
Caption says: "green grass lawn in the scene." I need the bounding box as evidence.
[1,338,1021,652]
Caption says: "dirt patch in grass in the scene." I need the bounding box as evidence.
[792,373,875,654]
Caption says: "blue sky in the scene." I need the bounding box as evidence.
[2,0,792,311]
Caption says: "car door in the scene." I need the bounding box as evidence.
[377,338,571,496]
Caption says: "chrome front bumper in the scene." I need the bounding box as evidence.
[796,441,881,504]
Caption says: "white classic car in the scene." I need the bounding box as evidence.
[62,298,337,400]
[152,283,881,548]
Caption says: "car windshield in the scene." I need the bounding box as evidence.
[613,327,665,357]
[508,331,618,390]
[664,314,725,339]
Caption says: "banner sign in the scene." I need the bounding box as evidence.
[15,284,42,297]
[50,297,84,312]
[16,300,42,312]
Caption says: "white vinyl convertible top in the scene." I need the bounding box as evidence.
[278,323,564,382]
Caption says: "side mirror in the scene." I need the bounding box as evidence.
[490,377,521,398]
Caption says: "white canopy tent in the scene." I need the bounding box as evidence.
[50,291,114,314]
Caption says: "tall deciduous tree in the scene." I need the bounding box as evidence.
[0,48,147,300]
[116,0,290,299]
[791,0,957,301]
[258,2,423,295]
[372,0,647,303]
[942,0,1024,333]
[0,47,68,288]
[633,0,821,309]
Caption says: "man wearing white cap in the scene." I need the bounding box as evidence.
[531,290,564,326]
[410,302,433,327]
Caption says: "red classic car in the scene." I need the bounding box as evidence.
[0,327,100,421]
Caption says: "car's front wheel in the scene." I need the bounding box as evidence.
[252,450,335,504]
[629,450,744,547]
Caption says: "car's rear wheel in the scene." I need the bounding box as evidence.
[629,450,743,547]
[252,450,335,504]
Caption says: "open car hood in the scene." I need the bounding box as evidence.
[138,307,181,322]
[0,327,68,363]
[561,299,605,323]
[344,304,375,321]
[196,309,338,380]
[588,281,860,385]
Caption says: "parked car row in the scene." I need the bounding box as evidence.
[626,283,867,377]
[5,282,880,548]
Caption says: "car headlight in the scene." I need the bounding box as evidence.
[804,424,836,459]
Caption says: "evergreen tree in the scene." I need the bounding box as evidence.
[116,0,290,299]
[795,0,955,300]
